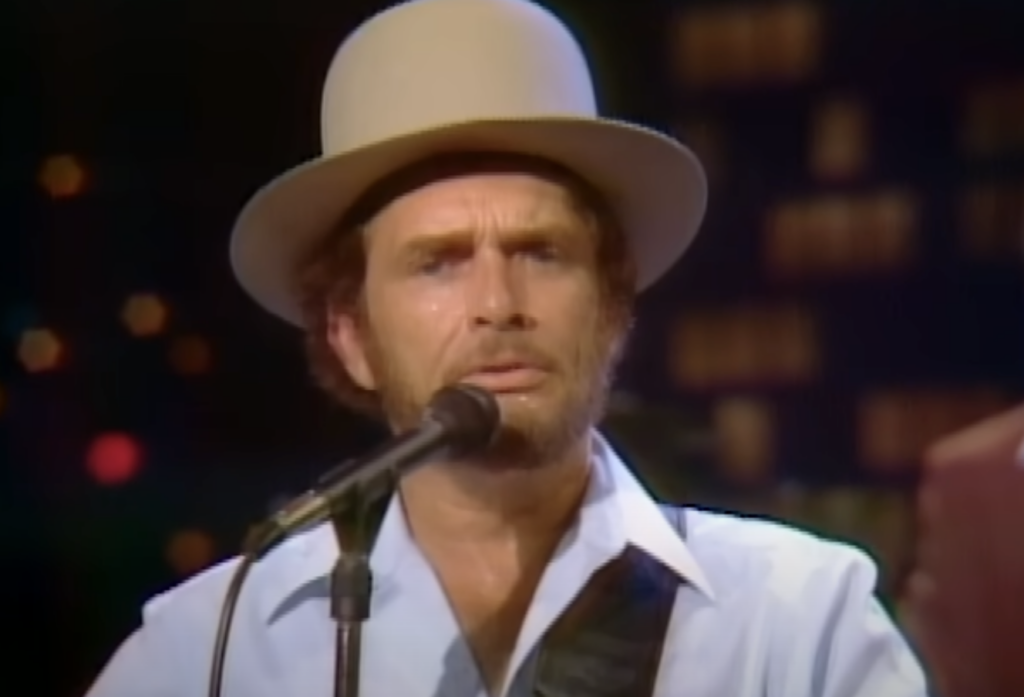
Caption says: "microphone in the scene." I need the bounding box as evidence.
[247,383,500,555]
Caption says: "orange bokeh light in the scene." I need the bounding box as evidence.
[17,328,64,372]
[810,97,869,181]
[714,397,776,484]
[38,154,87,198]
[168,335,213,375]
[121,293,170,337]
[166,529,216,577]
[86,432,144,486]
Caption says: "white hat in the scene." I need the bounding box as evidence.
[229,0,707,326]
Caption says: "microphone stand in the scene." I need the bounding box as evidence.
[207,384,498,697]
[328,481,391,697]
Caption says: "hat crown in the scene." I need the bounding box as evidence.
[321,0,598,155]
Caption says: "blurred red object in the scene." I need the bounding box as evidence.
[907,403,1024,697]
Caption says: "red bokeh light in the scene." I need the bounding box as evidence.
[86,432,144,486]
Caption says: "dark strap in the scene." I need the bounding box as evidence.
[531,506,687,697]
[332,495,687,697]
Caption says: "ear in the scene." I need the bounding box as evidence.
[326,310,377,391]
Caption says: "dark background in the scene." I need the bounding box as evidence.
[4,0,1024,694]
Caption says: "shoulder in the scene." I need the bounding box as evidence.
[139,525,322,638]
[681,506,879,605]
[677,508,926,694]
[142,556,244,630]
[87,529,331,695]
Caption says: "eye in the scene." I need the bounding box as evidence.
[416,255,449,275]
[519,241,560,262]
[413,247,469,275]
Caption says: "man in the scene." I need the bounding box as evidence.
[86,0,929,695]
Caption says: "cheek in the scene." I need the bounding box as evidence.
[538,284,605,337]
[366,288,465,375]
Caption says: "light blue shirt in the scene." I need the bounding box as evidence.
[87,433,929,697]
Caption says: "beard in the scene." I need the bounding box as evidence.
[360,313,627,470]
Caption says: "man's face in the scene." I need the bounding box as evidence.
[328,165,627,467]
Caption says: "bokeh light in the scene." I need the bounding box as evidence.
[17,327,64,373]
[669,305,819,388]
[714,397,776,484]
[765,191,919,278]
[671,3,820,86]
[168,335,212,375]
[121,293,170,337]
[858,387,1008,471]
[810,96,869,181]
[166,529,216,577]
[958,182,1024,260]
[86,432,144,486]
[38,154,87,199]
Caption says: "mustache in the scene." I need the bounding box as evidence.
[442,339,559,383]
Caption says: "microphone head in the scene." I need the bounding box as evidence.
[423,384,500,456]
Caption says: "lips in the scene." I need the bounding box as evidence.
[462,360,548,392]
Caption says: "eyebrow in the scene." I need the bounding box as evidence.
[396,224,586,261]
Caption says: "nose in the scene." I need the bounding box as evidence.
[467,251,531,331]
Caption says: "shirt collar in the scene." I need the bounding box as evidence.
[259,430,715,622]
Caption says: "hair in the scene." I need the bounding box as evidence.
[294,152,637,419]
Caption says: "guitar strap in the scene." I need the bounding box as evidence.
[335,498,688,697]
[531,505,687,697]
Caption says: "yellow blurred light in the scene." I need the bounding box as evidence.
[765,202,808,276]
[858,391,919,471]
[961,80,1024,158]
[17,328,64,373]
[810,97,870,181]
[168,335,212,375]
[166,529,216,577]
[668,316,716,388]
[669,305,818,389]
[856,191,918,268]
[866,190,918,239]
[962,85,1002,157]
[38,154,87,199]
[764,305,820,380]
[672,9,719,86]
[958,182,1024,260]
[804,196,857,267]
[765,192,917,278]
[714,397,775,484]
[758,2,821,80]
[858,387,1009,472]
[671,3,820,86]
[121,293,170,337]
[717,7,757,84]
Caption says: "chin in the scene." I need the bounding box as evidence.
[494,392,556,422]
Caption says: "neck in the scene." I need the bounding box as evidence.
[398,436,592,551]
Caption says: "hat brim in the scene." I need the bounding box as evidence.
[229,117,707,326]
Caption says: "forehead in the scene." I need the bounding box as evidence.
[368,170,583,240]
